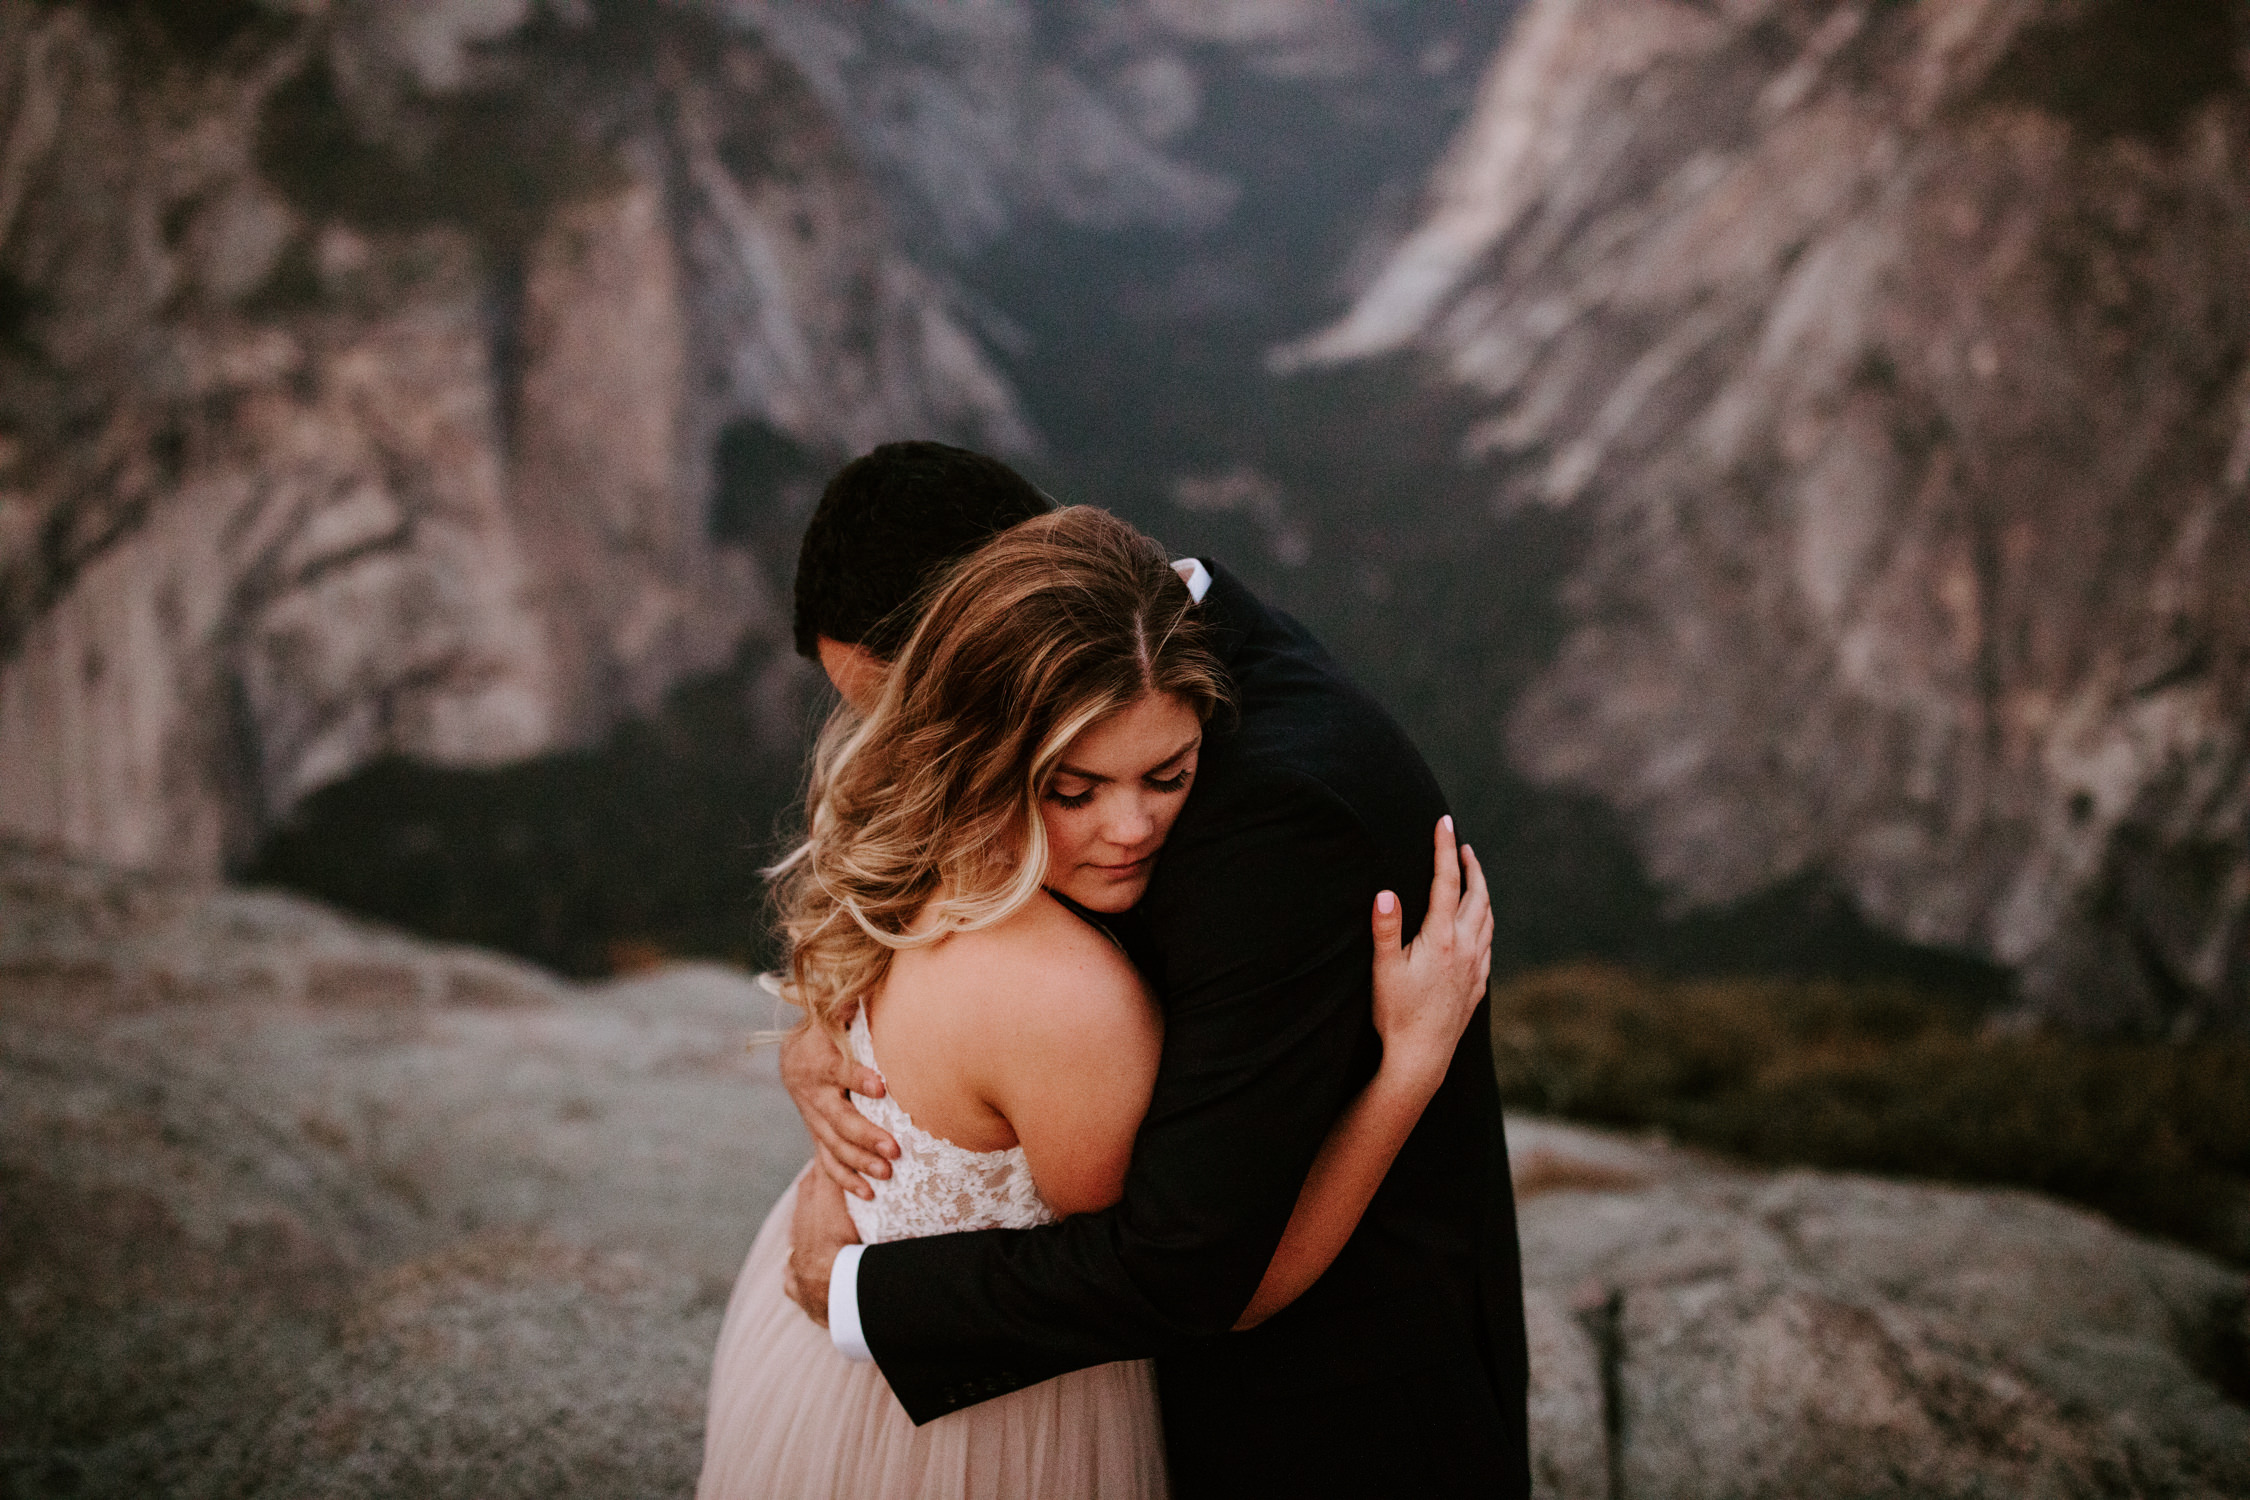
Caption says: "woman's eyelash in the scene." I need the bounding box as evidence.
[1047,768,1190,807]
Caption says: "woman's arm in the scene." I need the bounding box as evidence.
[1233,817,1493,1330]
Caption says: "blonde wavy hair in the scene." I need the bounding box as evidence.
[769,506,1229,1041]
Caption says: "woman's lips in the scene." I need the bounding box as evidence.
[1089,855,1153,879]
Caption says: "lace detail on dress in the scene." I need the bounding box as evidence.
[842,1010,1055,1246]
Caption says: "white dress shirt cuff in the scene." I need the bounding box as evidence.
[828,1243,872,1362]
[1173,556,1212,603]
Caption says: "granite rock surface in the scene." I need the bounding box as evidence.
[1,838,809,1497]
[5,844,2243,1497]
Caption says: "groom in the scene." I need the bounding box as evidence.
[776,441,1530,1497]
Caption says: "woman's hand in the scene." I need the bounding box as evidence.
[1369,816,1493,1091]
[1233,815,1495,1331]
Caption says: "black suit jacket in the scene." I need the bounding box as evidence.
[855,562,1530,1495]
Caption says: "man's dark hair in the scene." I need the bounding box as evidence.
[792,441,1056,660]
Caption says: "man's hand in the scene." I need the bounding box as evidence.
[784,1167,862,1327]
[778,1023,898,1198]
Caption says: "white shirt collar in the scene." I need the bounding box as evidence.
[1172,557,1212,603]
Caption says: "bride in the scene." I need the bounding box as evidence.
[698,506,1493,1498]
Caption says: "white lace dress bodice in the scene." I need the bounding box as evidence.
[698,1006,1165,1500]
[842,1009,1056,1245]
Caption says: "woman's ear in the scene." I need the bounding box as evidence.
[817,637,887,711]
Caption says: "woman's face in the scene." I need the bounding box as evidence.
[1039,691,1203,913]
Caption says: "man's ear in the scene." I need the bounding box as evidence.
[817,636,887,712]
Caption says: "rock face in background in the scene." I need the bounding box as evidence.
[0,0,1491,888]
[1289,0,2250,1034]
[732,0,1246,256]
[0,0,1522,981]
[11,0,2244,1033]
[5,845,2243,1498]
[0,0,1030,875]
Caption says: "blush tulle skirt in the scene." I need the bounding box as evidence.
[696,1172,1170,1499]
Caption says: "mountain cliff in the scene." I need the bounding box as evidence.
[13,0,2237,1033]
[0,0,1029,875]
[1288,0,2250,1033]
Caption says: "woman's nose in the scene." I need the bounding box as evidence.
[1106,795,1158,848]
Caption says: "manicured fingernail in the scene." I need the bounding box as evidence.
[1377,891,1397,914]
[1441,815,1453,832]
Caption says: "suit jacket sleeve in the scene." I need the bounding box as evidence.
[855,770,1388,1424]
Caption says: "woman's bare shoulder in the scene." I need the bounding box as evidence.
[937,895,1161,1213]
[924,894,1154,1041]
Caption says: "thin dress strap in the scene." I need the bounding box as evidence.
[1042,887,1128,955]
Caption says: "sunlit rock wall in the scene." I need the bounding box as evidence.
[1289,0,2250,1032]
[0,0,1031,875]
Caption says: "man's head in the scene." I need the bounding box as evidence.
[793,442,1055,707]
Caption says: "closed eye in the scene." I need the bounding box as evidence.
[1048,786,1095,809]
[1146,768,1192,793]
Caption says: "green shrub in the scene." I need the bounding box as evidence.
[1491,963,2250,1263]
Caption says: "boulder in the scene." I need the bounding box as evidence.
[1510,1118,2250,1499]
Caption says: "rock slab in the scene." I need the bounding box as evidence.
[1,841,808,1497]
[1510,1118,2250,1500]
[4,845,2246,1496]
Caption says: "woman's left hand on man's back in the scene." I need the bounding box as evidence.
[1368,816,1494,1084]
